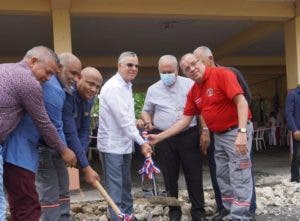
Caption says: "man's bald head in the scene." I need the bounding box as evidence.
[193,46,215,67]
[77,67,103,100]
[57,52,82,89]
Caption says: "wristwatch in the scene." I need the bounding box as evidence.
[237,128,247,133]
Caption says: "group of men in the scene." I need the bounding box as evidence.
[0,46,103,221]
[0,45,256,221]
[96,47,256,221]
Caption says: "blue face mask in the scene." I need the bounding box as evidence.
[160,73,176,86]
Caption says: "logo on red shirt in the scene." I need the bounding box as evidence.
[207,88,214,96]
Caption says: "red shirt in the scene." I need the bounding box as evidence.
[184,66,252,132]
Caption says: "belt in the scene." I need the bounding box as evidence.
[217,121,251,134]
[151,126,198,137]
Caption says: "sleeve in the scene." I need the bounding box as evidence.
[142,88,154,115]
[62,94,89,168]
[104,87,145,145]
[183,86,200,116]
[219,68,244,100]
[18,78,66,153]
[285,92,298,133]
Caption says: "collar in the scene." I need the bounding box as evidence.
[199,66,211,84]
[116,72,132,88]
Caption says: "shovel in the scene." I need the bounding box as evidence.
[94,181,135,221]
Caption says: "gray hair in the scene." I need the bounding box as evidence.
[179,53,195,71]
[24,46,60,66]
[118,51,137,64]
[58,52,81,68]
[193,46,213,58]
[158,55,178,69]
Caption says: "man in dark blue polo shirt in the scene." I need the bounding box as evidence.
[62,67,103,185]
[286,86,300,183]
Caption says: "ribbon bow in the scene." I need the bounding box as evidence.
[138,157,160,181]
[118,213,135,221]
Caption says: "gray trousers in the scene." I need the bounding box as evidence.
[214,123,254,221]
[36,146,70,221]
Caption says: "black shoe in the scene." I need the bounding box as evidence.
[169,210,182,221]
[291,178,300,183]
[212,209,230,221]
[191,213,208,221]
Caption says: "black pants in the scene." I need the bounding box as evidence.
[154,127,205,220]
[291,139,300,181]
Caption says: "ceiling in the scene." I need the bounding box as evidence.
[0,14,285,58]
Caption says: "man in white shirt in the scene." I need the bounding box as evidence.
[141,55,207,221]
[97,51,152,221]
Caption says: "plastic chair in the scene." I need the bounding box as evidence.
[253,127,266,151]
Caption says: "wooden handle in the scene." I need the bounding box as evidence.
[94,181,121,215]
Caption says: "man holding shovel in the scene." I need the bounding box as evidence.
[97,51,152,221]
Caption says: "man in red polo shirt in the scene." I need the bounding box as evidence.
[148,53,254,221]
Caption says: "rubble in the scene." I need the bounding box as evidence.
[70,175,300,220]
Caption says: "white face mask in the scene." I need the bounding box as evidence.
[159,73,176,86]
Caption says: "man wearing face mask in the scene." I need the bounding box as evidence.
[141,55,207,221]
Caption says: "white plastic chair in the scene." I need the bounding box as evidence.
[253,127,266,151]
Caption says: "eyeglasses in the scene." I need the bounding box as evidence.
[160,71,175,74]
[125,63,140,68]
[183,60,199,74]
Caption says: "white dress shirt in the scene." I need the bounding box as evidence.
[143,76,197,131]
[97,73,145,154]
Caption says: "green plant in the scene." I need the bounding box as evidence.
[133,92,146,118]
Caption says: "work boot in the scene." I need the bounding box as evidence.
[211,208,230,221]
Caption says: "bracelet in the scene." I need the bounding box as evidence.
[202,127,209,131]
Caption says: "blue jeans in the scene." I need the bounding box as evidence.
[100,152,133,221]
[0,144,6,221]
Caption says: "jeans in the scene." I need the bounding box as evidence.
[100,152,133,221]
[0,144,5,221]
[36,146,70,221]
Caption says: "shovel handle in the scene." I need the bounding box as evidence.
[94,181,121,215]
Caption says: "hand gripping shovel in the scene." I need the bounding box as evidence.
[94,181,135,221]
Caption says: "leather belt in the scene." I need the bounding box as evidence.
[217,120,251,134]
[151,126,198,137]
